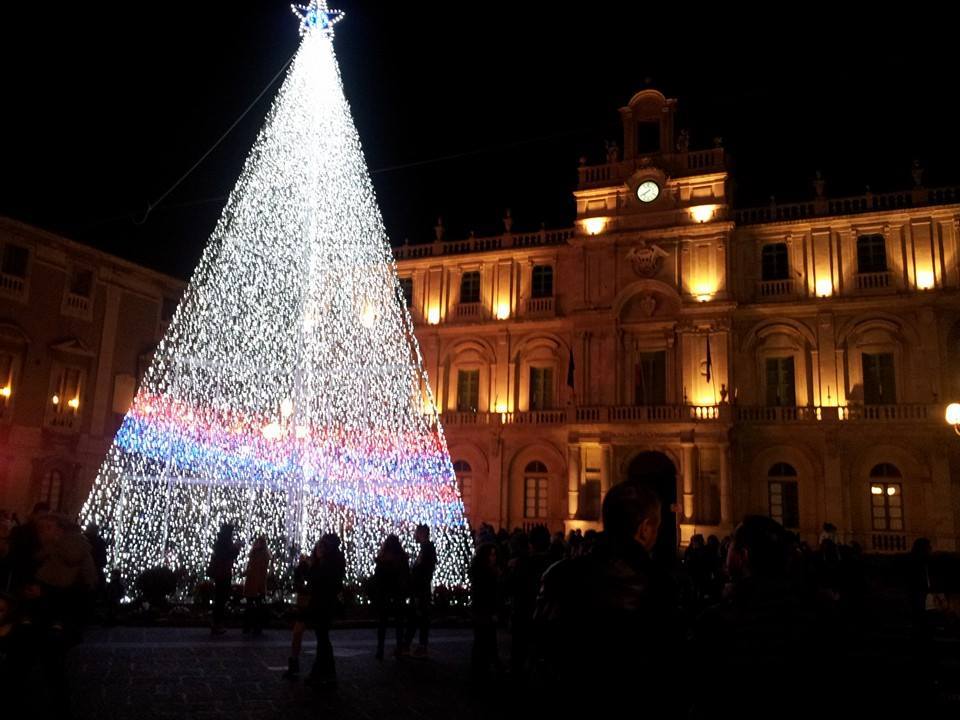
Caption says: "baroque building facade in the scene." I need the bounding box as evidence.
[396,89,960,552]
[0,216,185,517]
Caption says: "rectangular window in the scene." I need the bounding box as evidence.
[0,352,13,411]
[531,265,554,299]
[456,369,480,412]
[1,244,29,278]
[460,271,481,304]
[635,351,667,405]
[857,234,887,274]
[524,476,548,519]
[761,243,790,281]
[769,481,799,529]
[52,367,83,415]
[529,367,555,410]
[398,277,413,308]
[69,268,94,298]
[871,483,903,531]
[765,357,796,406]
[862,353,895,405]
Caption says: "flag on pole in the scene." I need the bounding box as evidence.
[705,334,713,384]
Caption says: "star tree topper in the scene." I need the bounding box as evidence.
[291,0,344,37]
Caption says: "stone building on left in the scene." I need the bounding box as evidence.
[0,216,185,516]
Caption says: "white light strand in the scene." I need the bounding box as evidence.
[81,20,472,592]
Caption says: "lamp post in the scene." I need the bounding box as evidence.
[946,403,960,436]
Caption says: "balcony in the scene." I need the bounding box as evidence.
[736,404,935,423]
[0,272,26,298]
[578,148,726,189]
[870,533,908,553]
[756,278,796,300]
[393,227,574,261]
[734,184,960,225]
[436,404,728,427]
[855,271,892,291]
[44,410,81,433]
[62,291,92,319]
[455,302,483,320]
[525,296,555,317]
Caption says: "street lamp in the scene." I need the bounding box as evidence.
[946,403,960,435]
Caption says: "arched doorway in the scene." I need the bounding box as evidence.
[626,451,678,562]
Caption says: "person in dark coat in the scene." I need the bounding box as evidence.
[242,536,270,635]
[535,482,677,712]
[306,533,345,688]
[373,534,409,660]
[691,516,848,719]
[470,542,501,679]
[404,524,436,656]
[208,523,241,635]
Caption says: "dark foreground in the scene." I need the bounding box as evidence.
[56,624,960,719]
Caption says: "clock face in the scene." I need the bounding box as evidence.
[636,180,660,203]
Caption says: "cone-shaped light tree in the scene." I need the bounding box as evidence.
[81,2,473,588]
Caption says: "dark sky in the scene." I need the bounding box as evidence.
[1,3,957,279]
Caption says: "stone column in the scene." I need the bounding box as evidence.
[600,444,613,498]
[567,444,581,519]
[719,442,732,527]
[681,441,696,521]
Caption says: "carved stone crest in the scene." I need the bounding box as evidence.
[626,242,669,278]
[639,294,657,317]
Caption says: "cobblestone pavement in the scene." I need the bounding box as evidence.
[66,627,512,720]
[58,624,960,719]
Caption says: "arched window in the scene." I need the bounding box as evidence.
[39,469,63,511]
[768,463,799,529]
[524,461,548,519]
[869,463,903,531]
[453,460,473,516]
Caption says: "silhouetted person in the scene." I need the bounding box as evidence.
[306,533,345,689]
[536,482,677,712]
[242,535,270,635]
[83,523,108,590]
[505,531,539,676]
[282,552,312,679]
[404,524,436,656]
[470,543,501,680]
[208,523,241,635]
[692,516,847,719]
[6,503,49,593]
[373,534,409,660]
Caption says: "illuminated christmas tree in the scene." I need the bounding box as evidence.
[81,2,472,589]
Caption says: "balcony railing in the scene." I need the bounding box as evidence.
[525,297,554,316]
[756,278,796,299]
[62,292,91,318]
[436,404,727,427]
[434,404,939,428]
[578,148,726,189]
[45,410,81,433]
[734,184,960,225]
[455,302,483,319]
[393,228,574,261]
[0,272,25,297]
[737,404,934,423]
[870,533,908,553]
[855,271,892,291]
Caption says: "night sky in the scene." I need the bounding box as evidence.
[1,3,957,279]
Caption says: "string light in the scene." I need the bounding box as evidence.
[81,10,472,591]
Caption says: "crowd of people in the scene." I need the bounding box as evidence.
[0,494,951,714]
